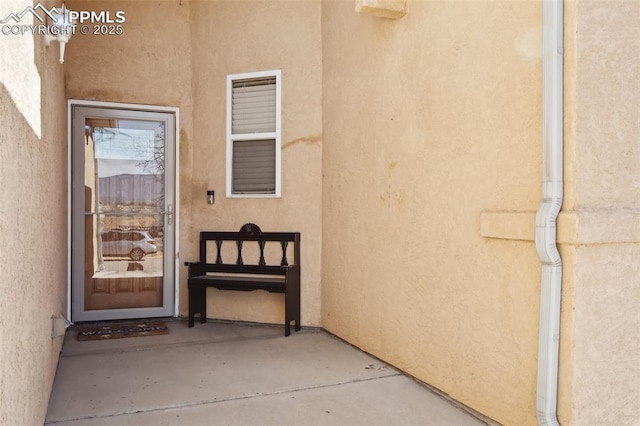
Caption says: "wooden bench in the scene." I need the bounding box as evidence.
[185,223,301,336]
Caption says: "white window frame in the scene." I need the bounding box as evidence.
[226,69,282,198]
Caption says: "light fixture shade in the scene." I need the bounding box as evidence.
[52,5,75,35]
[51,10,66,27]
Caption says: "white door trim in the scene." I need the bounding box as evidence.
[67,99,180,322]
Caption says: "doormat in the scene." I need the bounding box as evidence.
[76,321,169,341]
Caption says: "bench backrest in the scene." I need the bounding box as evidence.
[199,223,300,274]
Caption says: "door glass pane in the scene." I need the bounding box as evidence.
[83,118,165,311]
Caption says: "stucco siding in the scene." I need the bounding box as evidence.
[571,244,639,425]
[3,0,634,424]
[188,0,323,326]
[64,0,195,321]
[64,0,323,327]
[321,1,543,424]
[0,1,67,423]
[64,1,193,108]
[565,1,640,424]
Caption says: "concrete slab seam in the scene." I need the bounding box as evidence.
[44,373,403,424]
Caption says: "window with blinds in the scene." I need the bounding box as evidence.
[227,71,281,196]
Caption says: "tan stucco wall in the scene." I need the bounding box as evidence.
[64,1,192,113]
[321,1,543,424]
[64,0,323,327]
[563,1,640,424]
[64,0,193,317]
[322,1,639,425]
[7,0,632,424]
[64,1,192,108]
[186,0,323,326]
[0,1,68,423]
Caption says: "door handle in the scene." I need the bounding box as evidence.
[161,205,173,225]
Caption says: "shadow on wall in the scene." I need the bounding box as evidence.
[0,1,44,138]
[0,77,68,424]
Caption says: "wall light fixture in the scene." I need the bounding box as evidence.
[44,4,75,64]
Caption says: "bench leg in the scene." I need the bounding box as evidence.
[284,295,292,337]
[189,286,207,327]
[188,287,194,328]
[283,312,300,336]
[284,290,300,337]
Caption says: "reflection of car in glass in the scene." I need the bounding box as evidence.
[101,230,158,261]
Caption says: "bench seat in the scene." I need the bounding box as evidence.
[185,223,301,336]
[188,274,286,292]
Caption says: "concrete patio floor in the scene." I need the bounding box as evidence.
[45,320,488,425]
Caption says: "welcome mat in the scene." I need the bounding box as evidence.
[76,321,169,341]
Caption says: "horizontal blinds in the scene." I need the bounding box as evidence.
[232,77,276,134]
[232,139,276,193]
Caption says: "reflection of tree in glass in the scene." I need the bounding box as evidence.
[136,124,165,175]
[136,124,165,209]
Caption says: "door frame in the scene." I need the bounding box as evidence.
[67,99,180,322]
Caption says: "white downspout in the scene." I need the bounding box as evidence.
[535,0,563,425]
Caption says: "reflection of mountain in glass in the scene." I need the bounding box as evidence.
[92,122,165,207]
[94,124,164,178]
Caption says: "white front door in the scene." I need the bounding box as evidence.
[71,102,177,322]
